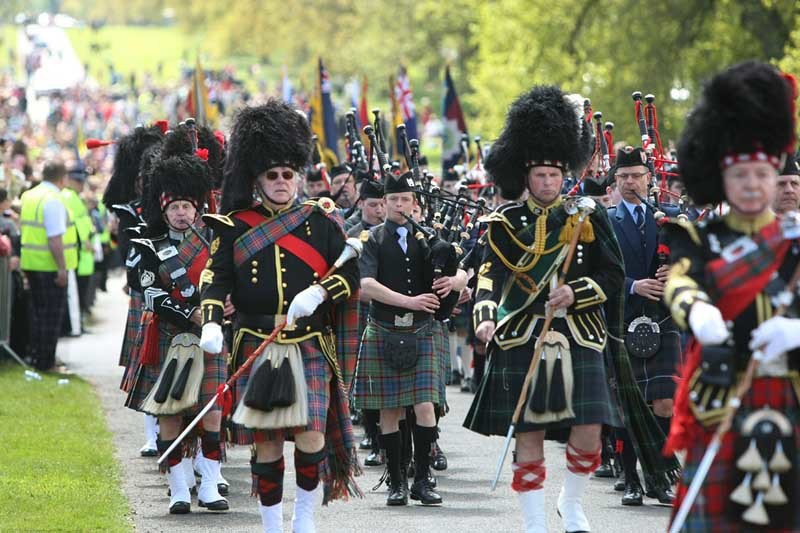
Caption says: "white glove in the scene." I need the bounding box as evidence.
[750,316,800,363]
[286,285,327,327]
[688,300,730,345]
[199,322,224,354]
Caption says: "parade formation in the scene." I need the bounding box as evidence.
[5,15,800,532]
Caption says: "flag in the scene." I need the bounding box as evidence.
[441,65,468,176]
[310,58,339,164]
[281,65,293,104]
[394,65,418,153]
[187,57,219,127]
[359,75,369,135]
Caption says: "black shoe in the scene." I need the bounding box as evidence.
[613,478,626,492]
[431,443,448,471]
[365,450,385,466]
[140,448,158,457]
[359,436,372,450]
[460,377,472,392]
[593,462,615,478]
[198,498,229,511]
[646,487,676,505]
[621,482,643,506]
[169,501,191,514]
[217,483,229,497]
[387,482,408,506]
[450,370,462,386]
[410,478,442,505]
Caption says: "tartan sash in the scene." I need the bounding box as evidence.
[706,219,790,304]
[232,205,315,267]
[158,225,209,301]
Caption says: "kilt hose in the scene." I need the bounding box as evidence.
[25,271,67,371]
[672,377,800,532]
[464,327,616,437]
[354,318,440,410]
[125,319,224,417]
[629,324,683,401]
[118,290,144,392]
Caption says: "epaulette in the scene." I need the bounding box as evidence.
[478,201,524,227]
[201,213,235,228]
[303,196,336,214]
[667,217,702,246]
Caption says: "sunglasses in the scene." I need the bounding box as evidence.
[265,169,296,181]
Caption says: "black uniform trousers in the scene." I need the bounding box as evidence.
[25,271,67,370]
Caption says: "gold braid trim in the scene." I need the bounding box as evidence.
[487,222,563,273]
[558,213,595,244]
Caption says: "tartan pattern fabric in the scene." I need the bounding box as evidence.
[118,289,143,368]
[354,319,440,409]
[163,223,209,289]
[229,333,332,444]
[629,328,683,401]
[120,310,150,393]
[433,320,448,406]
[672,377,800,532]
[335,293,361,393]
[232,204,314,267]
[464,326,615,436]
[25,271,67,371]
[706,219,789,299]
[124,319,225,416]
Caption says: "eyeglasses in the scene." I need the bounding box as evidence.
[616,172,649,180]
[265,169,296,181]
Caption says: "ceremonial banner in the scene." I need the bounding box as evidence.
[441,65,468,176]
[394,65,418,154]
[310,58,340,163]
[187,58,219,127]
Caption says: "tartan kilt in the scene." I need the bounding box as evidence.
[354,318,440,410]
[628,324,683,401]
[228,332,334,445]
[432,320,448,407]
[118,290,144,392]
[464,328,615,437]
[672,377,800,532]
[124,320,225,417]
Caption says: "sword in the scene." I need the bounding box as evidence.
[158,237,363,464]
[490,198,596,490]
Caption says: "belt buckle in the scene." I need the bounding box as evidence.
[394,312,413,327]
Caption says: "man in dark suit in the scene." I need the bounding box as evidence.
[608,147,679,506]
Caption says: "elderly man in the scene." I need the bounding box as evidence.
[773,154,800,215]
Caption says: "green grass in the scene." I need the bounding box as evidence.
[0,364,131,532]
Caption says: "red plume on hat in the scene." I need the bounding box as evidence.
[85,138,114,150]
[154,120,169,134]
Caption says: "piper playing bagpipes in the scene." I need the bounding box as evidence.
[124,151,228,515]
[197,100,361,533]
[665,61,800,532]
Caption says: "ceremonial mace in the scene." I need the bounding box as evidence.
[158,238,363,465]
[669,235,800,532]
[490,197,597,490]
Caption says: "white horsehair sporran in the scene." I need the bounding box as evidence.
[141,333,205,415]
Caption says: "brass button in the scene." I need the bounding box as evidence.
[251,260,259,267]
[251,268,258,275]
[281,333,286,339]
[251,277,258,283]
[257,328,263,333]
[313,272,319,279]
[306,325,311,332]
[282,283,287,288]
[283,300,288,306]
[281,268,286,273]
[280,253,285,258]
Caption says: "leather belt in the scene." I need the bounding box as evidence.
[369,305,431,327]
[236,313,287,332]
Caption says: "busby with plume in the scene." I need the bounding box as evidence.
[102,125,165,208]
[144,153,210,236]
[160,123,226,189]
[485,85,594,200]
[677,61,797,206]
[222,100,313,212]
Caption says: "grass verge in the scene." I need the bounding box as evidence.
[0,363,131,531]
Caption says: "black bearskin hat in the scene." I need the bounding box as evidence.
[221,100,313,212]
[102,125,164,208]
[161,123,226,189]
[782,152,800,176]
[485,86,594,200]
[677,61,797,206]
[144,153,210,236]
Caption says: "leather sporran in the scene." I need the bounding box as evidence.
[233,343,308,430]
[383,331,419,372]
[141,333,205,415]
[625,316,661,359]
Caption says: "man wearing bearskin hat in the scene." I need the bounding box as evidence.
[102,124,164,457]
[124,150,228,515]
[665,61,800,531]
[774,153,800,216]
[463,85,626,532]
[198,99,361,533]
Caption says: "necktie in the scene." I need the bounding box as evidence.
[396,226,408,254]
[634,205,645,230]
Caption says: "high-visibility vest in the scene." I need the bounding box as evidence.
[20,183,78,272]
[98,203,111,245]
[61,188,95,276]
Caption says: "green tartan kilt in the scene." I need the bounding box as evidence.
[433,320,448,407]
[354,318,440,410]
[464,332,616,437]
[124,320,225,417]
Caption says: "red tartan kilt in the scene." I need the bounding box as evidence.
[119,293,145,393]
[672,377,800,532]
[229,332,333,445]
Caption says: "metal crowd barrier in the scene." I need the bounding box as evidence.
[0,256,26,366]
